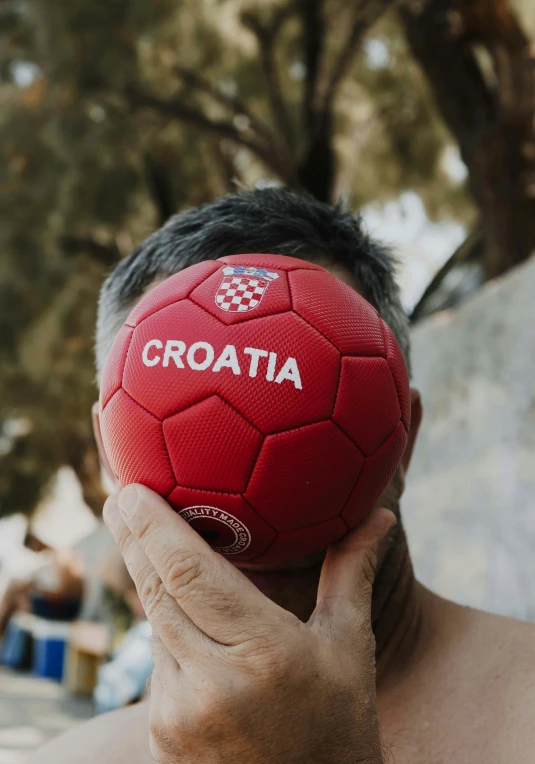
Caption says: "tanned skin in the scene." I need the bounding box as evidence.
[27,266,535,764]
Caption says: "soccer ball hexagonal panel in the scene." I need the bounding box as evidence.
[341,422,407,530]
[99,325,133,409]
[289,268,385,356]
[245,420,363,533]
[100,389,175,496]
[123,299,217,420]
[252,516,347,564]
[163,396,263,494]
[125,261,220,329]
[333,356,401,456]
[383,324,411,430]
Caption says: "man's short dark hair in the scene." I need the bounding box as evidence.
[96,187,410,377]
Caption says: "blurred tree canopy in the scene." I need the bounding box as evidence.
[0,0,533,519]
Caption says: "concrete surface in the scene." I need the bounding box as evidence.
[403,253,535,621]
[0,668,93,763]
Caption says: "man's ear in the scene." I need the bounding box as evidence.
[92,401,119,490]
[401,388,422,472]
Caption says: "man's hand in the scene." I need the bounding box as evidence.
[103,484,394,764]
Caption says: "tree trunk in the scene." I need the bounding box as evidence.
[298,115,336,203]
[401,0,535,278]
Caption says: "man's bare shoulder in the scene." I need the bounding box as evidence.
[462,608,535,757]
[465,606,535,678]
[381,595,535,762]
[432,599,535,703]
[26,700,152,764]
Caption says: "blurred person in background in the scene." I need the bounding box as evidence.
[0,510,152,712]
[0,513,137,646]
[0,535,84,636]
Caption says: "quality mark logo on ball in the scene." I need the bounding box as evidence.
[179,506,252,555]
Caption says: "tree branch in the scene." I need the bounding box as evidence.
[127,84,303,189]
[300,0,325,133]
[241,6,296,156]
[410,226,485,322]
[144,155,176,227]
[321,0,393,116]
[60,235,121,265]
[126,85,291,179]
[173,65,273,142]
[209,140,246,192]
[296,0,394,202]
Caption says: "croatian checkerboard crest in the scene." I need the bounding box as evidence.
[215,265,279,313]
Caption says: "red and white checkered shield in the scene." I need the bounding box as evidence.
[215,267,278,313]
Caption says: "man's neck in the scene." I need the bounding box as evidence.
[371,521,425,687]
[241,521,427,683]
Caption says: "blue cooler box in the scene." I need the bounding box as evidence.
[32,618,71,681]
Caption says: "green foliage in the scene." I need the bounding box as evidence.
[0,0,472,519]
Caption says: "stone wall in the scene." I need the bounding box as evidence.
[403,254,535,620]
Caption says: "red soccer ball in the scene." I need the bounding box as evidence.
[99,254,410,564]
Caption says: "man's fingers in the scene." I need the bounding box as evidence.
[310,507,396,638]
[116,484,275,644]
[103,495,212,662]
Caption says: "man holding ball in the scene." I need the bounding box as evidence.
[29,189,535,763]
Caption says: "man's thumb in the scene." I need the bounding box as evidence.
[310,507,396,634]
